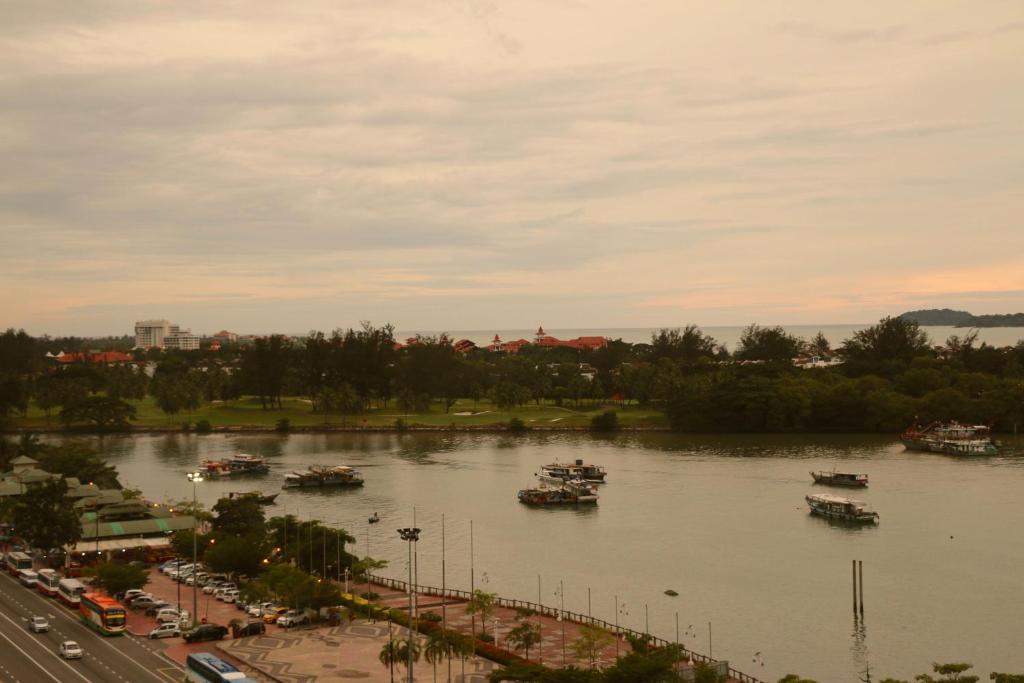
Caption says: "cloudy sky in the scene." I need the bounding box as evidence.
[2,1,1022,336]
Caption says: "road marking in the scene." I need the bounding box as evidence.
[0,612,87,683]
[155,668,181,682]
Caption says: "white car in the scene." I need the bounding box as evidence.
[221,589,240,604]
[60,641,83,659]
[148,623,181,639]
[122,589,147,603]
[156,608,190,624]
[29,616,50,633]
[276,610,309,627]
[248,602,274,618]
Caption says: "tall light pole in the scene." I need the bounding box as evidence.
[186,472,203,624]
[397,527,421,683]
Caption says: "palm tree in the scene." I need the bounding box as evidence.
[379,640,401,683]
[507,622,541,661]
[424,631,452,682]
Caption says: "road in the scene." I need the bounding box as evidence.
[0,571,183,683]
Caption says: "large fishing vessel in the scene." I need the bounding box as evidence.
[810,470,868,488]
[805,494,878,523]
[517,480,598,506]
[227,491,280,505]
[900,422,999,456]
[540,459,607,483]
[282,465,364,488]
[200,454,270,478]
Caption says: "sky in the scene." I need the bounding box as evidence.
[2,1,1023,336]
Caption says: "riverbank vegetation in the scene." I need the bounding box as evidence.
[2,318,1023,434]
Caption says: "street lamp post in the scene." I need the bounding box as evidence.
[186,472,203,625]
[397,527,421,683]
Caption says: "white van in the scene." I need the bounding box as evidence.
[156,608,190,624]
[18,569,39,588]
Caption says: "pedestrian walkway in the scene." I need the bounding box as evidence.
[219,620,498,683]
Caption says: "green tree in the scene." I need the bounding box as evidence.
[59,395,136,430]
[212,496,266,538]
[590,410,619,433]
[87,562,149,596]
[205,536,266,577]
[32,441,120,488]
[572,624,613,669]
[842,316,932,368]
[424,630,455,682]
[735,324,803,363]
[465,589,497,638]
[778,676,820,683]
[507,622,541,661]
[12,478,81,551]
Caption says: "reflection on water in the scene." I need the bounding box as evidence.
[44,431,1024,683]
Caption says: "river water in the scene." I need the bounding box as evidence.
[73,432,1024,682]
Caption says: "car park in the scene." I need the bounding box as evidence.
[182,624,228,643]
[148,623,181,639]
[277,610,309,627]
[29,616,50,633]
[60,641,83,659]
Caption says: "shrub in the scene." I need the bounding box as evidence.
[507,417,529,433]
[275,418,291,433]
[360,591,380,600]
[180,422,191,432]
[420,610,442,622]
[590,410,619,433]
[478,632,495,643]
[393,418,408,431]
[195,420,212,434]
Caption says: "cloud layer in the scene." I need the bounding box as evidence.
[2,1,1023,335]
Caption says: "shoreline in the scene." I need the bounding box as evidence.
[0,424,673,435]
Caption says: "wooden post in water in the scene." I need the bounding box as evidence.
[852,559,857,613]
[858,560,864,615]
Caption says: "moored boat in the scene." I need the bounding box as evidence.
[200,454,270,477]
[900,422,999,456]
[540,459,607,483]
[283,465,364,489]
[810,470,868,488]
[227,491,279,505]
[805,494,878,523]
[517,480,598,506]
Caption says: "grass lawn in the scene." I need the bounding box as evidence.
[13,396,669,430]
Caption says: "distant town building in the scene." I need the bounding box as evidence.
[453,339,477,353]
[212,330,238,343]
[488,326,609,353]
[134,319,199,350]
[48,351,134,365]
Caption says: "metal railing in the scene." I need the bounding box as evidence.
[367,574,765,683]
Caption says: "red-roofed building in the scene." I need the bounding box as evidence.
[213,330,238,343]
[53,351,134,365]
[453,339,477,353]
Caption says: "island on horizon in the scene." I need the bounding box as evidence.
[898,308,1024,327]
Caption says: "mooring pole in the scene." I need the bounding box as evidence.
[858,560,864,615]
[852,559,857,613]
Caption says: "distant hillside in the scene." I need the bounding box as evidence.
[898,309,1024,327]
[898,309,975,326]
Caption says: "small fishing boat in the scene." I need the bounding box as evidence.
[517,480,598,506]
[900,422,999,456]
[805,494,878,524]
[810,470,868,488]
[540,459,607,483]
[283,465,364,489]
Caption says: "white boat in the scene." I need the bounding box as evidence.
[805,494,878,524]
[541,459,607,483]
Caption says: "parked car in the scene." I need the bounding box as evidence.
[119,589,147,602]
[277,610,309,627]
[222,589,240,604]
[182,624,228,643]
[60,641,84,659]
[29,616,50,633]
[144,602,173,616]
[232,620,266,638]
[130,596,161,610]
[208,581,236,596]
[262,606,288,623]
[124,592,153,606]
[148,623,181,640]
[248,602,275,618]
[156,608,190,624]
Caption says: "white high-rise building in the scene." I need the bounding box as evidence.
[134,320,172,349]
[134,319,200,350]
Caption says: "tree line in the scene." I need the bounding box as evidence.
[3,318,1024,433]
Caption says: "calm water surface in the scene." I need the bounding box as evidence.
[73,432,1024,682]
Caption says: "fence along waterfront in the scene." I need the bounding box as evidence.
[368,573,765,683]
